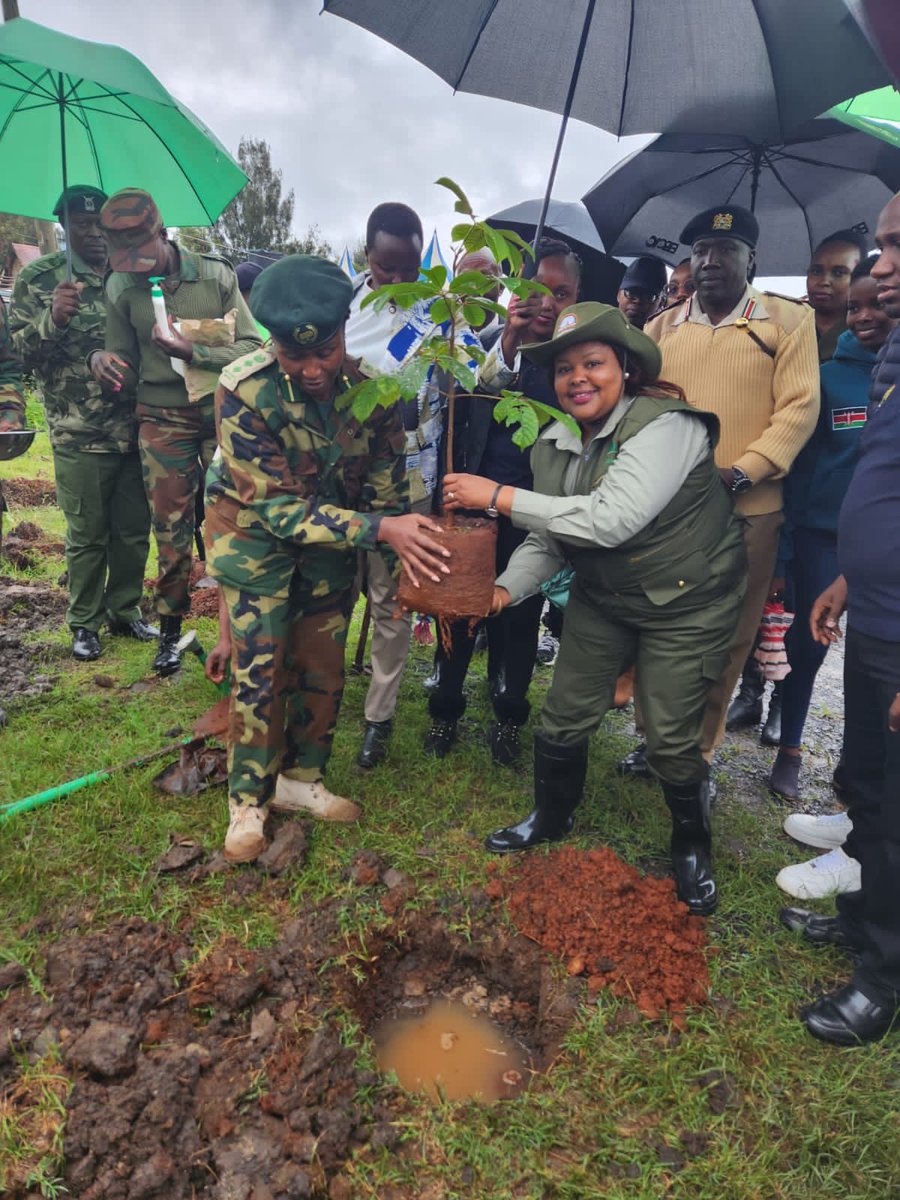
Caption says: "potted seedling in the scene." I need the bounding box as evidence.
[340,178,573,623]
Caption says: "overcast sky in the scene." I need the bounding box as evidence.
[30,0,800,289]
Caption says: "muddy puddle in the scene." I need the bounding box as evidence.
[373,997,530,1102]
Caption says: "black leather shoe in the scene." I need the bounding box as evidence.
[153,615,182,676]
[802,984,899,1045]
[490,719,521,766]
[423,718,456,759]
[760,684,782,746]
[358,719,392,768]
[617,742,651,778]
[779,906,863,954]
[108,617,159,641]
[72,627,101,661]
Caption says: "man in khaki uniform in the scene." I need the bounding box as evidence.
[621,205,819,772]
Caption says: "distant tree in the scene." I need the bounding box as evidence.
[284,223,334,259]
[217,137,295,255]
[176,225,216,254]
[350,237,367,273]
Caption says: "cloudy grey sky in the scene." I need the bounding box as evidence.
[31,0,654,257]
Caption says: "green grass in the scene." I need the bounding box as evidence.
[2,449,899,1198]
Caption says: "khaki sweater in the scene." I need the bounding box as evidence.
[645,287,820,515]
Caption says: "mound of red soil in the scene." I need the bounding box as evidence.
[487,845,710,1020]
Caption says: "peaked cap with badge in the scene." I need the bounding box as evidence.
[100,188,165,273]
[680,205,759,250]
[249,254,352,349]
[52,184,107,219]
[521,301,662,379]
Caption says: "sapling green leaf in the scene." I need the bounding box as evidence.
[436,177,473,215]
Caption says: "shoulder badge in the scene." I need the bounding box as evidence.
[762,291,806,305]
[219,347,276,392]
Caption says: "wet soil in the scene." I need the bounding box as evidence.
[1,519,65,568]
[0,875,583,1199]
[1,476,57,507]
[146,559,220,619]
[486,846,710,1020]
[0,574,66,710]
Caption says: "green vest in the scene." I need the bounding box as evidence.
[531,394,744,606]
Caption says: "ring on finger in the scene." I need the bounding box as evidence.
[448,490,455,499]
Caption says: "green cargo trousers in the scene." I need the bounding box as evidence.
[53,446,151,633]
[539,566,745,787]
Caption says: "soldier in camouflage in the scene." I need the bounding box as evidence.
[11,185,155,661]
[90,188,262,675]
[0,294,24,432]
[205,254,449,863]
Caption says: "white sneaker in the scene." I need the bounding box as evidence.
[775,847,861,899]
[272,776,361,822]
[224,800,269,863]
[783,810,852,850]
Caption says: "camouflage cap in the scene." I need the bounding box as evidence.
[100,188,164,274]
[250,254,352,349]
[52,185,107,219]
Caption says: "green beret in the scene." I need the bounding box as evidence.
[52,185,107,219]
[250,255,352,348]
[521,302,662,379]
[680,205,759,250]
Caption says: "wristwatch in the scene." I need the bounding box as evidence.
[486,484,503,518]
[730,467,753,495]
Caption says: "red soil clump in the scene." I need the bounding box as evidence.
[487,845,711,1020]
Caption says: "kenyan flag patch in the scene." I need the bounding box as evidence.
[831,406,867,431]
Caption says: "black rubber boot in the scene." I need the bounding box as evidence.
[760,680,782,746]
[153,615,183,676]
[662,778,717,915]
[725,654,764,730]
[484,733,587,854]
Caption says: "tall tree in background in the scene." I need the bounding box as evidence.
[285,224,334,259]
[217,136,295,254]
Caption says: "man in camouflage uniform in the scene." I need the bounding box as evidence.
[0,295,25,432]
[90,188,261,674]
[11,185,155,661]
[205,255,449,863]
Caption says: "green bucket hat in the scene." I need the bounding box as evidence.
[521,301,662,379]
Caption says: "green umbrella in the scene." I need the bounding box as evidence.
[828,85,900,149]
[0,18,246,233]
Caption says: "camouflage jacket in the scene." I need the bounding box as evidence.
[205,349,410,597]
[0,294,25,427]
[10,250,136,453]
[105,247,262,411]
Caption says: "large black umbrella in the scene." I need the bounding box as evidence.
[486,199,624,303]
[581,117,900,275]
[323,1,888,247]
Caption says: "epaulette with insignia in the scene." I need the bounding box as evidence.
[762,291,807,305]
[219,347,276,391]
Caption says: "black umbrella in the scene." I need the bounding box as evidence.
[487,199,625,303]
[582,117,900,275]
[323,1,888,249]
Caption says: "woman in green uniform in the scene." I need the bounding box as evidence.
[443,302,746,914]
[206,255,449,863]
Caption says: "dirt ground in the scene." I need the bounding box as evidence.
[0,849,597,1199]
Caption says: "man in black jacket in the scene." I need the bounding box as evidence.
[424,238,581,765]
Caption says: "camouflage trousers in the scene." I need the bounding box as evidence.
[220,570,354,810]
[137,401,217,617]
